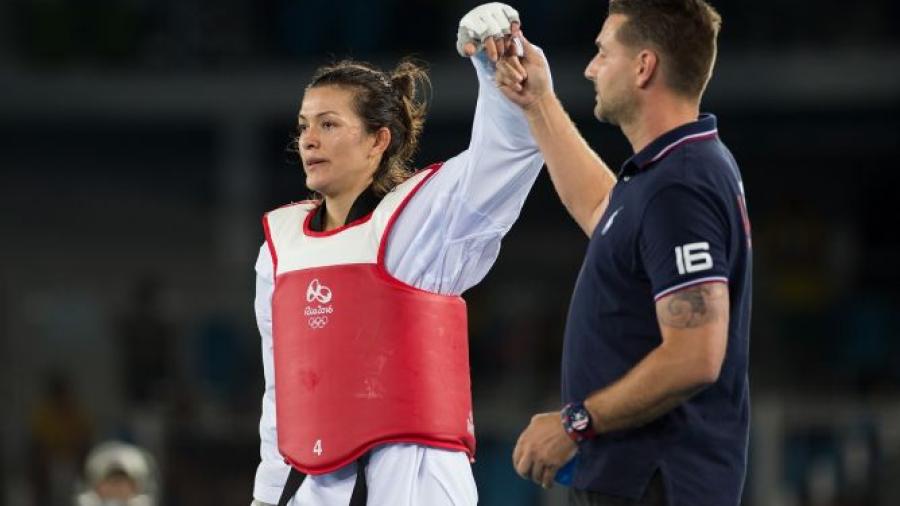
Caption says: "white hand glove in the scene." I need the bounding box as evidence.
[456,2,520,57]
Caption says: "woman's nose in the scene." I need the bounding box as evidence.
[302,130,319,150]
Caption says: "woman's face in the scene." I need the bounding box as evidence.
[297,85,380,198]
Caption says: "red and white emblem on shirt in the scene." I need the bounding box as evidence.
[304,279,334,329]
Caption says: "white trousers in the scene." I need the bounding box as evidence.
[254,444,477,506]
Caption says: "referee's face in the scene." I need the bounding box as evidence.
[585,14,637,126]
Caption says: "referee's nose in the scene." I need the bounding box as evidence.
[585,53,600,83]
[585,62,595,83]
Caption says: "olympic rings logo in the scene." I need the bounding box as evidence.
[308,316,329,329]
[306,279,332,303]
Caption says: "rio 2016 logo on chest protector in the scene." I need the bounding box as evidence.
[304,279,334,329]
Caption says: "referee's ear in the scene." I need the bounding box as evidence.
[635,49,659,89]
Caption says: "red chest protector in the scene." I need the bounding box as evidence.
[262,166,475,475]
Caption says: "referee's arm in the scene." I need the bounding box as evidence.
[584,282,729,433]
[522,93,617,237]
[494,36,617,236]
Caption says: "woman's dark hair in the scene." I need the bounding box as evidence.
[302,58,431,196]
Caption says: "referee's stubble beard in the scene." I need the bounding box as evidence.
[585,14,639,128]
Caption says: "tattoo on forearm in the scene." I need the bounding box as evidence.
[658,284,723,329]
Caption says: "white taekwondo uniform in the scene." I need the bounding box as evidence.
[253,52,549,506]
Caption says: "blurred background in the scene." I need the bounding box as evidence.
[1,0,899,505]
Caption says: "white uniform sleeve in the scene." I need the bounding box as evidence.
[252,245,290,504]
[384,52,547,295]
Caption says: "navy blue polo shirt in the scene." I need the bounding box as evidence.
[561,114,752,506]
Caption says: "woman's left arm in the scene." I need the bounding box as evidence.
[385,53,548,295]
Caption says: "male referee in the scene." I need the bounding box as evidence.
[491,1,752,504]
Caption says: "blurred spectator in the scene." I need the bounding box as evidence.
[29,372,93,506]
[833,295,897,393]
[756,199,837,383]
[74,440,159,506]
[116,276,175,406]
[193,312,249,404]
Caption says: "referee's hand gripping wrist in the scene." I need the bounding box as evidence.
[494,31,552,110]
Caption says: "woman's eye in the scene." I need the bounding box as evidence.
[322,121,335,129]
[297,124,308,133]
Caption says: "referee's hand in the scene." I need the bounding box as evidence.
[513,411,577,489]
[495,31,551,110]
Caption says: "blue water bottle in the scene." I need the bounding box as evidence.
[554,454,579,486]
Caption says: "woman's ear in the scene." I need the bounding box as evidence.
[370,127,392,158]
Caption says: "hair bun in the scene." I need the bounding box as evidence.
[390,59,427,101]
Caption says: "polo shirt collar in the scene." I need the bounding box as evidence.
[619,113,719,177]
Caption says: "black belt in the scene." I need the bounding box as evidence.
[277,453,370,506]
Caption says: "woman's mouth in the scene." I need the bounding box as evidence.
[305,157,329,169]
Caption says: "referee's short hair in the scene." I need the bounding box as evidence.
[609,0,722,99]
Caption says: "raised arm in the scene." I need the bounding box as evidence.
[495,33,617,236]
[437,2,544,224]
[385,6,547,295]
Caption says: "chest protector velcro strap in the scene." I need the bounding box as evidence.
[264,165,476,475]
